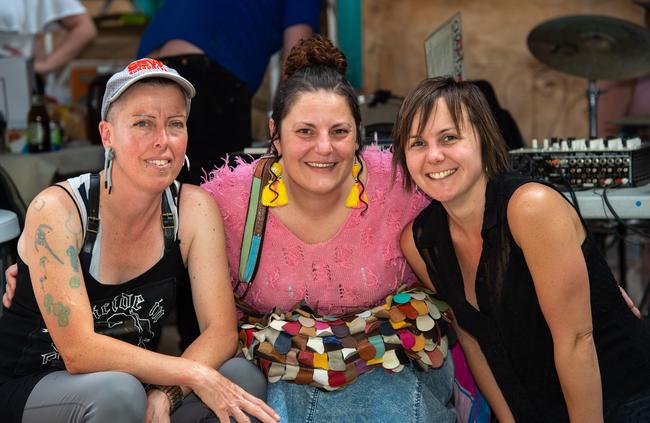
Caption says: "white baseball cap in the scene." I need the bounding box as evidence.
[101,58,196,120]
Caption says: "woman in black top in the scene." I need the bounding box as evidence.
[0,59,278,423]
[393,76,650,422]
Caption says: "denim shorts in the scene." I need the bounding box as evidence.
[267,354,456,423]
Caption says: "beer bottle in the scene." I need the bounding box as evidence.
[27,92,51,153]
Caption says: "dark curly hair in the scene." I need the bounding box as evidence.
[269,35,367,211]
[283,35,347,79]
[271,35,360,145]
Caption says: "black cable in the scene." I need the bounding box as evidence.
[600,184,650,240]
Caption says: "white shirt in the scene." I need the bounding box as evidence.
[0,0,86,57]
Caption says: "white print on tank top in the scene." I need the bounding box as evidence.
[40,293,167,365]
[41,342,59,366]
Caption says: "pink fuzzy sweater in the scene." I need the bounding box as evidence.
[202,148,430,315]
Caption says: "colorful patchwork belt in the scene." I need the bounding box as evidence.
[238,286,452,391]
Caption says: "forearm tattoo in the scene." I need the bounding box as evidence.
[66,246,80,272]
[34,224,63,264]
[69,276,80,289]
[38,256,48,290]
[43,293,70,327]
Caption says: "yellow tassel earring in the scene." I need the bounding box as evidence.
[345,160,368,209]
[262,162,288,207]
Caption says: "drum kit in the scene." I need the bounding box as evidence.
[527,14,650,137]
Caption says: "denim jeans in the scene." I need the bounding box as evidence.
[605,387,650,423]
[267,354,456,423]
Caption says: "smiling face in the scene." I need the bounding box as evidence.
[405,98,486,207]
[99,82,188,193]
[272,90,358,200]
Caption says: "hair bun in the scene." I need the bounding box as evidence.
[284,35,347,79]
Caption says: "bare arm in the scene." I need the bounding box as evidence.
[400,223,515,422]
[176,185,239,383]
[280,23,314,77]
[18,186,277,423]
[508,183,602,423]
[34,13,97,75]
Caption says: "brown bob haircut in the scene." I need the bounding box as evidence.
[392,76,511,190]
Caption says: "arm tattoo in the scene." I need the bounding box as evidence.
[69,276,80,288]
[38,256,49,290]
[43,293,70,327]
[64,210,82,242]
[66,246,80,272]
[33,198,45,211]
[34,224,63,264]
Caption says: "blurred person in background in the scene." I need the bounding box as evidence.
[0,0,97,92]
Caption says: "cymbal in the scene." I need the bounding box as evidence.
[610,114,650,126]
[527,15,650,80]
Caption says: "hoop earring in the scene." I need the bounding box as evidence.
[262,162,288,207]
[184,155,190,171]
[345,159,368,209]
[104,147,115,194]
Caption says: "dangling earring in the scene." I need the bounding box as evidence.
[184,154,190,170]
[104,147,115,194]
[262,162,288,207]
[345,160,368,209]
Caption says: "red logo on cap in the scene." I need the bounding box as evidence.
[127,58,166,74]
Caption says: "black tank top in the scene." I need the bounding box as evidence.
[412,172,650,422]
[0,174,189,421]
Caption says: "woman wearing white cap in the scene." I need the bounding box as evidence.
[0,59,278,423]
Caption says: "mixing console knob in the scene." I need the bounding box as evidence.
[573,139,586,150]
[589,138,604,150]
[626,137,642,149]
[608,138,623,150]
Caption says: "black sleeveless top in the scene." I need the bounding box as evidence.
[412,172,650,422]
[0,174,189,422]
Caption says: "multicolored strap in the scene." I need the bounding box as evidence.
[239,156,276,285]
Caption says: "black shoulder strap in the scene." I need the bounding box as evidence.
[161,182,178,250]
[82,173,101,255]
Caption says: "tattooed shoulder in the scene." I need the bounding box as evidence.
[32,197,46,211]
[34,224,63,264]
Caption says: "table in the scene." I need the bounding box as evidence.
[564,184,650,290]
[564,184,650,220]
[0,143,104,204]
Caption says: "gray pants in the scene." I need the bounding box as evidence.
[22,358,266,423]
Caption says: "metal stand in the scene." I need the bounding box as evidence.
[587,79,600,139]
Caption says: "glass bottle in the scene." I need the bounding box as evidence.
[27,93,51,153]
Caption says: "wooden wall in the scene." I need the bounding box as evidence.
[362,0,643,145]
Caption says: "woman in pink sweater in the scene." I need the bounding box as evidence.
[201,36,456,422]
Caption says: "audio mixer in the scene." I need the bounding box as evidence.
[509,137,650,189]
